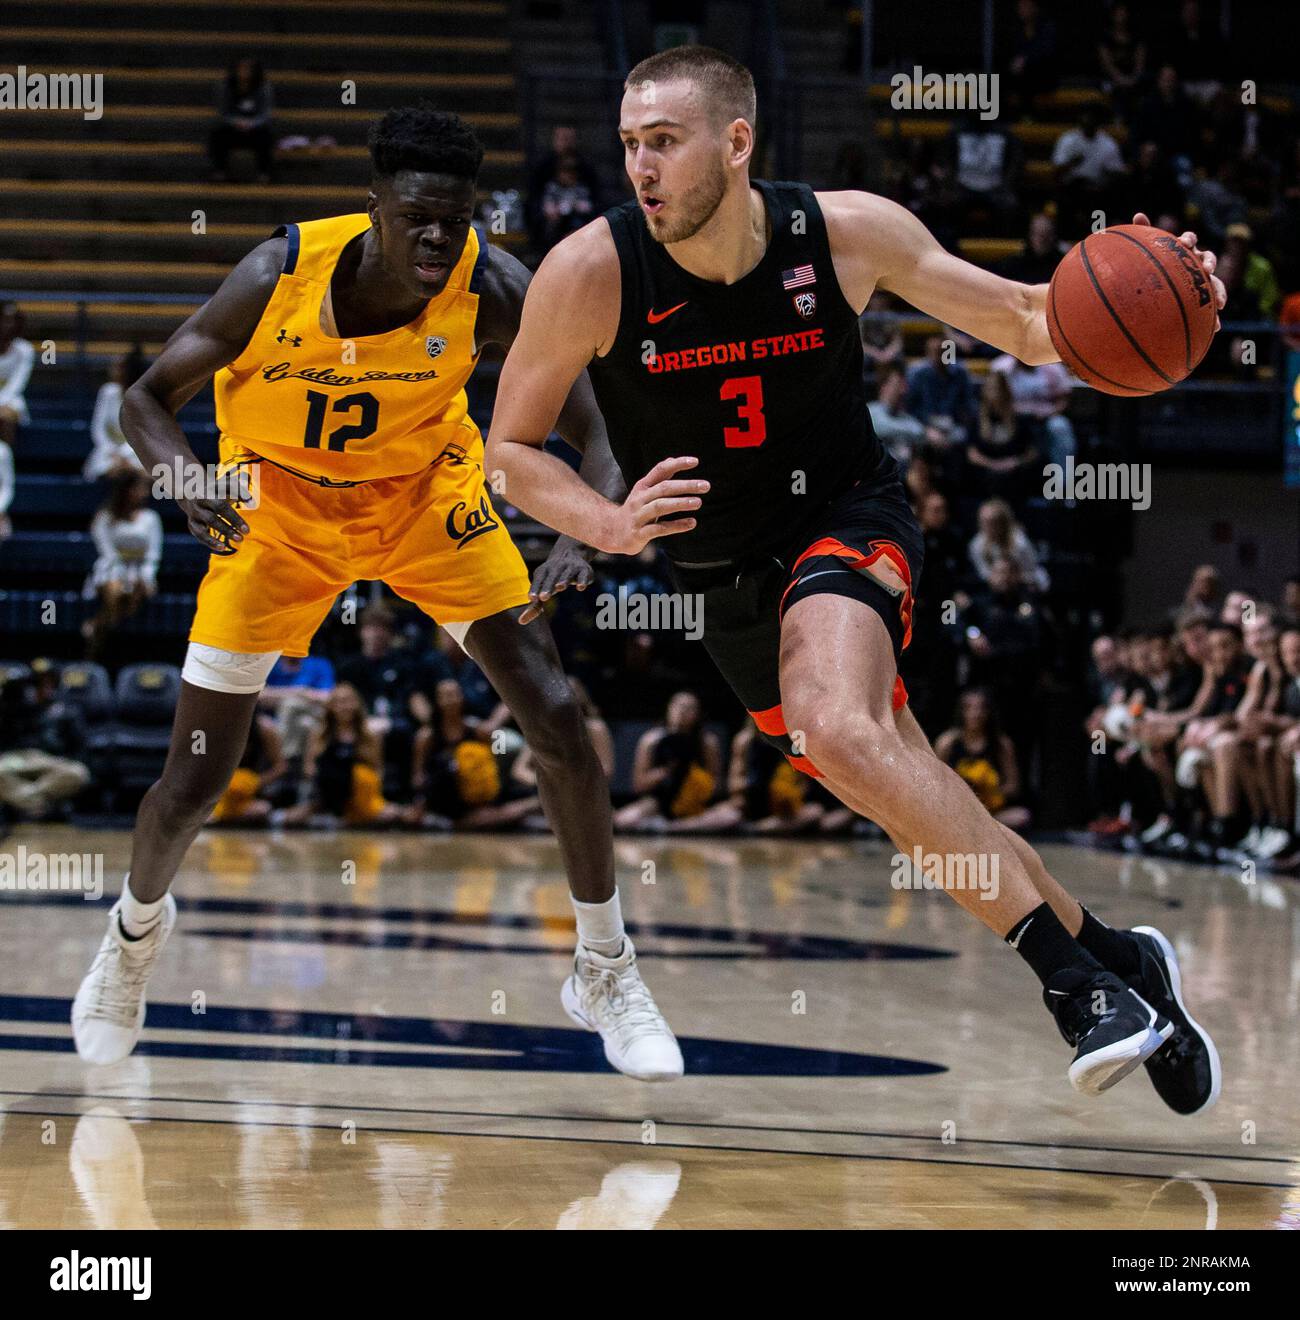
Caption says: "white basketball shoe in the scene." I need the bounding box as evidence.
[72,894,177,1065]
[561,938,684,1081]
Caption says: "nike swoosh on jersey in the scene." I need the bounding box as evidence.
[646,301,689,324]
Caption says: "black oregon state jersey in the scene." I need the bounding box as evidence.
[587,179,893,564]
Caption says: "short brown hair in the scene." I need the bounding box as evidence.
[625,45,757,128]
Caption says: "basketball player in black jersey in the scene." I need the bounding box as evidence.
[489,47,1226,1112]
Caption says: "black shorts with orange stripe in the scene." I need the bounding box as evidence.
[667,473,923,777]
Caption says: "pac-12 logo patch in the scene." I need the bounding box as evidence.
[426,336,447,358]
[793,291,817,319]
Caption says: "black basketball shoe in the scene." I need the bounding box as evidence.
[1127,925,1222,1115]
[1043,968,1173,1096]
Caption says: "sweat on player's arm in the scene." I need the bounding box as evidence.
[485,223,708,560]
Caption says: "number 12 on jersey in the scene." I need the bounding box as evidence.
[720,375,766,448]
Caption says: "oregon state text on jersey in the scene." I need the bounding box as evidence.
[587,180,894,564]
[213,214,490,482]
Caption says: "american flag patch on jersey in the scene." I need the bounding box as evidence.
[781,264,816,290]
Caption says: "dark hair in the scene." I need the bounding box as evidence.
[957,686,1004,742]
[625,45,757,128]
[1208,621,1242,641]
[104,469,146,521]
[368,103,484,182]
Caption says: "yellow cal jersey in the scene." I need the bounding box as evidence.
[214,213,489,482]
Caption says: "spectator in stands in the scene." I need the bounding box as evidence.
[1127,141,1185,227]
[1230,610,1293,859]
[868,362,926,468]
[1268,627,1300,863]
[84,346,148,482]
[969,498,1049,593]
[996,212,1064,287]
[1003,0,1060,111]
[948,112,1022,235]
[858,290,905,384]
[414,626,496,720]
[259,651,336,762]
[1161,0,1219,105]
[336,602,420,797]
[614,690,722,831]
[209,58,275,184]
[936,688,1030,830]
[989,352,1076,468]
[962,555,1046,761]
[0,302,34,452]
[82,470,162,660]
[527,125,601,254]
[1281,576,1300,630]
[906,334,975,445]
[1184,159,1247,252]
[411,677,534,829]
[966,369,1041,505]
[1175,564,1222,621]
[901,490,963,737]
[1095,2,1147,121]
[278,683,403,828]
[1051,102,1127,238]
[1174,621,1252,856]
[1204,249,1261,376]
[209,710,288,825]
[0,661,90,823]
[1222,223,1279,320]
[0,430,12,546]
[1132,67,1198,179]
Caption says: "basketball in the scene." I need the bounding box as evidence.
[1046,224,1218,396]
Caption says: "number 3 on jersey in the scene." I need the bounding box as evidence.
[720,375,766,448]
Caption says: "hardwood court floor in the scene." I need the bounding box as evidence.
[0,826,1296,1229]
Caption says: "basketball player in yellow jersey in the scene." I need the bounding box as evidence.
[71,106,683,1082]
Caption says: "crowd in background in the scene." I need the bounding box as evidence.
[2,2,1299,861]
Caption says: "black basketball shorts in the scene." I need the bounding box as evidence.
[668,475,924,777]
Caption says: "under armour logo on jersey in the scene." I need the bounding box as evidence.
[426,336,447,359]
[275,329,302,347]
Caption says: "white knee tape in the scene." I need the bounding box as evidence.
[1175,747,1206,790]
[182,643,281,694]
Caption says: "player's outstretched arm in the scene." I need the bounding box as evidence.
[122,236,286,552]
[484,222,707,556]
[822,192,1225,366]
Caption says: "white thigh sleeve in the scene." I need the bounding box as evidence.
[441,620,474,649]
[181,643,281,694]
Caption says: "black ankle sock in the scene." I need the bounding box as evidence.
[1075,906,1141,978]
[1004,902,1101,987]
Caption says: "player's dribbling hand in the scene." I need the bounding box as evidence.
[1131,212,1227,330]
[600,455,708,556]
[179,496,248,555]
[519,535,594,623]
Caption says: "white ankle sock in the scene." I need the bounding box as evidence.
[572,891,625,958]
[118,875,167,938]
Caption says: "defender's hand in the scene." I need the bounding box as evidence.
[1131,213,1227,330]
[600,455,708,556]
[179,496,248,555]
[520,535,595,624]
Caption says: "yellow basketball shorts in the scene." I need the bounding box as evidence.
[190,455,531,658]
